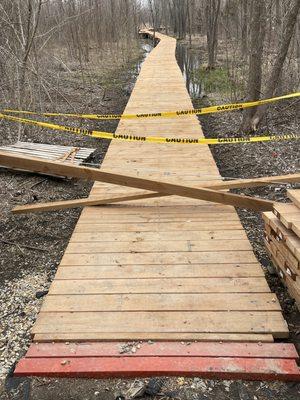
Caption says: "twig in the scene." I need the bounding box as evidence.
[29,178,47,189]
[0,239,47,252]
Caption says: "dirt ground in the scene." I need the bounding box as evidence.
[1,37,300,399]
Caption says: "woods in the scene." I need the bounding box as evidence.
[1,0,299,134]
[1,0,300,395]
[0,0,141,119]
[145,0,300,131]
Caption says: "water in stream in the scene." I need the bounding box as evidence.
[176,42,204,100]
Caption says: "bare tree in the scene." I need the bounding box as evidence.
[205,0,221,69]
[250,0,300,130]
[241,0,266,131]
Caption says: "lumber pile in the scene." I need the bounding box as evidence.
[263,189,300,309]
[0,142,96,165]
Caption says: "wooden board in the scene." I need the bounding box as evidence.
[32,333,275,342]
[12,174,300,214]
[24,342,298,359]
[25,31,289,344]
[287,189,300,208]
[14,341,300,380]
[32,311,288,337]
[41,293,280,312]
[54,263,263,279]
[0,150,274,211]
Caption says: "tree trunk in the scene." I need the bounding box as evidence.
[241,0,266,131]
[206,0,221,70]
[250,0,300,130]
[240,0,249,58]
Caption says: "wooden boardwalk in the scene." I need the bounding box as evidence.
[31,32,289,343]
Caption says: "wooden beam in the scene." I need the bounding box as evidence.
[0,151,273,211]
[12,172,300,214]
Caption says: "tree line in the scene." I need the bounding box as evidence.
[0,0,299,132]
[146,0,300,130]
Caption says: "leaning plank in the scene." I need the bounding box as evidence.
[0,151,273,211]
[40,293,280,312]
[12,193,162,214]
[13,174,300,214]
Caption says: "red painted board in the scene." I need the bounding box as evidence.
[14,356,300,381]
[25,342,299,359]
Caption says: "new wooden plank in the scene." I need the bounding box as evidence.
[48,277,270,294]
[287,189,300,209]
[65,239,252,254]
[292,222,300,238]
[281,213,300,229]
[81,204,235,213]
[60,251,258,266]
[263,212,294,240]
[70,229,247,242]
[55,263,264,279]
[32,311,288,337]
[0,151,274,211]
[274,203,300,216]
[74,213,240,223]
[41,293,280,312]
[73,221,244,232]
[12,174,300,214]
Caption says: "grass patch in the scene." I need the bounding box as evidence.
[191,66,243,97]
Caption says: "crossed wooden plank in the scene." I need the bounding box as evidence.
[12,173,300,214]
[1,150,298,214]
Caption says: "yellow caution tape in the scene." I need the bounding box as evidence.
[0,112,299,145]
[3,92,300,120]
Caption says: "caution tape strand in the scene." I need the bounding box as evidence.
[2,92,300,120]
[0,112,299,145]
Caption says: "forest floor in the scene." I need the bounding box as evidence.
[1,36,300,400]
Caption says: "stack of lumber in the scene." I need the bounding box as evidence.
[263,189,300,309]
[0,142,96,166]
